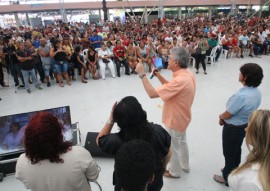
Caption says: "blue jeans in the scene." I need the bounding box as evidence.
[42,64,52,77]
[21,69,41,90]
[222,122,246,183]
[54,61,69,73]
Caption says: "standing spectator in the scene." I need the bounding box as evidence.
[213,63,264,186]
[195,35,208,74]
[0,42,8,87]
[89,30,102,49]
[135,47,196,178]
[3,39,24,87]
[113,40,130,77]
[16,112,99,191]
[50,40,71,87]
[16,42,42,94]
[25,40,45,83]
[38,38,52,87]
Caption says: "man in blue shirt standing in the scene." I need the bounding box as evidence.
[89,30,103,49]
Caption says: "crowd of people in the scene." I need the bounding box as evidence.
[0,13,270,191]
[0,14,270,93]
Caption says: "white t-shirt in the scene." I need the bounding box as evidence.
[239,35,250,46]
[228,163,263,191]
[16,146,99,191]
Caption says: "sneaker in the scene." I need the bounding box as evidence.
[37,86,43,90]
[15,82,19,86]
[125,72,130,75]
[27,89,31,94]
[240,55,243,58]
[47,82,51,87]
[249,54,254,58]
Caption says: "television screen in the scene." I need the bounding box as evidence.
[0,106,73,158]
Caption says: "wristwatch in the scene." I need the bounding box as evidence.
[139,73,146,79]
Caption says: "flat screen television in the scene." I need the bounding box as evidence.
[0,106,74,160]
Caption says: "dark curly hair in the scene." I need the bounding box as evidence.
[113,96,152,141]
[24,112,72,164]
[240,63,263,87]
[115,140,156,191]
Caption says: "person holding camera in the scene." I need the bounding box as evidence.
[3,39,24,87]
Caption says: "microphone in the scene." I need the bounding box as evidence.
[150,69,158,79]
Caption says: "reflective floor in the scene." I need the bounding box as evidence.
[0,54,270,191]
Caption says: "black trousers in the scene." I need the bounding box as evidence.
[35,61,45,82]
[222,122,246,183]
[195,54,206,71]
[114,58,130,77]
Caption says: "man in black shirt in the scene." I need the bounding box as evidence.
[3,39,24,87]
[16,42,42,94]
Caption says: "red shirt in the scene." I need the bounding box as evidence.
[113,46,125,57]
[231,37,238,47]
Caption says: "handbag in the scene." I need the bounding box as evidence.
[102,59,110,63]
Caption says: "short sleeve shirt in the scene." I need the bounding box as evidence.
[89,35,102,49]
[239,35,250,46]
[156,69,196,132]
[225,86,261,126]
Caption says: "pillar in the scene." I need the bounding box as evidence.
[178,7,182,20]
[14,13,21,27]
[25,12,30,26]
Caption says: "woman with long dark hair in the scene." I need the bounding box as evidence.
[97,96,171,191]
[16,112,99,191]
[50,39,71,87]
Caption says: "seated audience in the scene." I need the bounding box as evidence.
[113,40,130,77]
[98,43,115,80]
[96,96,171,191]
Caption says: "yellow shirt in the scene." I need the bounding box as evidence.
[156,69,196,132]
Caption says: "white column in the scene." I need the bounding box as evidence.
[208,6,212,19]
[25,12,30,26]
[178,7,182,19]
[14,13,21,27]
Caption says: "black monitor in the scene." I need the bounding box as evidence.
[0,106,73,160]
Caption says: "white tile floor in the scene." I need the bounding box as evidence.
[0,54,270,191]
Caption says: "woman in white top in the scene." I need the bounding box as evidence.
[98,43,116,80]
[228,110,270,191]
[16,112,99,191]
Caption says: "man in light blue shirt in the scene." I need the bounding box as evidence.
[238,31,254,58]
